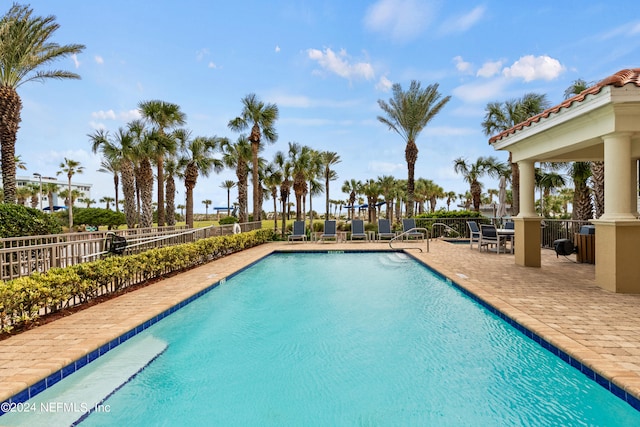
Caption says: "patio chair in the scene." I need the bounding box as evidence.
[349,219,367,241]
[377,219,396,241]
[402,218,425,241]
[479,224,507,253]
[319,220,338,242]
[288,220,307,242]
[467,221,481,250]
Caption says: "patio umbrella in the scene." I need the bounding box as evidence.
[496,176,507,218]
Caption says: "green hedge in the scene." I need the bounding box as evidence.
[0,228,273,333]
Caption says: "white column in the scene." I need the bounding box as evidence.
[601,133,635,220]
[517,160,537,217]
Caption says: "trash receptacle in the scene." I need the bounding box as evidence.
[575,226,595,264]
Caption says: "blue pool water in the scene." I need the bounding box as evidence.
[6,252,640,425]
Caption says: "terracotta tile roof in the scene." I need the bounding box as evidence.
[489,68,640,144]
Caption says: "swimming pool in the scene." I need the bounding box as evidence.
[3,251,640,425]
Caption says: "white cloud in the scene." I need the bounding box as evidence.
[368,161,404,174]
[196,48,209,61]
[502,55,565,82]
[91,109,140,121]
[208,62,217,69]
[307,48,375,81]
[275,45,281,53]
[439,6,486,34]
[71,54,80,69]
[375,75,393,92]
[476,60,503,78]
[364,0,435,42]
[453,56,473,74]
[94,55,104,65]
[452,78,508,103]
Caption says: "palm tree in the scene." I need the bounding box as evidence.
[79,198,95,208]
[319,151,341,219]
[177,204,185,218]
[97,156,121,212]
[453,156,506,212]
[57,158,84,229]
[535,167,566,217]
[263,163,282,232]
[220,180,237,217]
[288,142,312,221]
[228,93,279,221]
[0,4,85,203]
[164,157,182,226]
[178,133,224,228]
[100,196,115,210]
[482,93,550,216]
[273,150,292,236]
[377,80,451,217]
[306,150,323,231]
[16,186,31,206]
[90,128,138,228]
[138,100,185,226]
[202,199,212,219]
[362,179,381,223]
[445,191,457,211]
[221,136,252,223]
[564,79,604,219]
[129,120,155,228]
[569,161,593,221]
[43,182,59,212]
[341,179,362,220]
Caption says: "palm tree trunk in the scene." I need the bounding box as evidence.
[0,86,22,204]
[510,153,520,216]
[157,158,165,226]
[121,160,137,228]
[251,140,261,221]
[591,161,605,218]
[405,140,418,217]
[139,159,154,228]
[165,175,176,226]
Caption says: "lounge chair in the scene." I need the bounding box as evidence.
[319,220,338,242]
[288,220,307,242]
[467,221,481,249]
[349,219,367,241]
[402,218,425,241]
[479,224,507,253]
[377,219,396,241]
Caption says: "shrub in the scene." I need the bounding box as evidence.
[73,207,126,229]
[219,216,238,225]
[0,204,62,238]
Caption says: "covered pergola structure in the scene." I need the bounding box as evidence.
[490,68,640,293]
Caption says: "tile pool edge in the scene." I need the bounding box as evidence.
[403,251,640,412]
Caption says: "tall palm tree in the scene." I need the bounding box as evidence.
[164,157,182,226]
[569,161,593,221]
[362,179,381,223]
[129,120,155,228]
[221,136,252,223]
[263,163,283,232]
[535,166,566,217]
[220,180,237,217]
[306,150,323,231]
[341,179,362,220]
[179,133,224,228]
[445,191,457,211]
[138,100,185,226]
[453,156,506,212]
[482,93,550,216]
[57,158,84,229]
[228,93,279,221]
[43,182,59,212]
[288,142,312,221]
[97,156,121,212]
[273,150,292,236]
[377,80,451,217]
[563,79,604,218]
[0,4,85,203]
[377,175,397,222]
[202,199,212,219]
[319,151,341,219]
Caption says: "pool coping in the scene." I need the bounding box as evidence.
[1,243,640,416]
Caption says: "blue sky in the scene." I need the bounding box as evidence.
[15,0,640,212]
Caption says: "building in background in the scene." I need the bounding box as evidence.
[16,175,92,211]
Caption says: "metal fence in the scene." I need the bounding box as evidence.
[0,222,262,281]
[414,217,592,248]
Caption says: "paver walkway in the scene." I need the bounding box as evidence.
[1,239,640,409]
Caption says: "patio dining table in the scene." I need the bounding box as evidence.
[496,228,515,254]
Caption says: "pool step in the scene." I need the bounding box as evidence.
[1,335,167,426]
